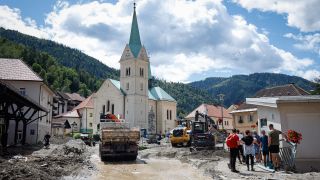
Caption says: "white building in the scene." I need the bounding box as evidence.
[0,58,54,145]
[93,5,177,134]
[247,95,320,172]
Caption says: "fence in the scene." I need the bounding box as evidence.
[279,140,297,171]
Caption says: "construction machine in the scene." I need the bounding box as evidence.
[99,114,140,161]
[170,119,192,147]
[190,111,218,151]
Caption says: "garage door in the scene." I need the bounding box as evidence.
[286,113,320,159]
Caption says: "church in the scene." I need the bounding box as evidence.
[93,4,177,135]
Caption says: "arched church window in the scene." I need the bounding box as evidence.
[140,83,143,91]
[107,100,110,112]
[126,83,129,90]
[111,104,114,114]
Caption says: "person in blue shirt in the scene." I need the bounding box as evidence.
[260,130,269,167]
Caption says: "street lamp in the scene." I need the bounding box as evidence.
[218,94,225,129]
[71,122,77,138]
[218,93,225,150]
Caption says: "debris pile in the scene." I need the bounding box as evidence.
[0,139,91,180]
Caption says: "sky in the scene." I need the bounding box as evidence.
[0,0,319,83]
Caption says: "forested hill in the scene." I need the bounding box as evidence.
[190,73,316,106]
[0,28,216,117]
[0,27,119,80]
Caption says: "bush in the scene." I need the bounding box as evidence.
[73,133,81,139]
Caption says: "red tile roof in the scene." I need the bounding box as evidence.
[64,92,85,102]
[186,104,232,119]
[73,94,94,110]
[254,84,310,97]
[0,58,42,81]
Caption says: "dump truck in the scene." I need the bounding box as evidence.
[99,114,140,161]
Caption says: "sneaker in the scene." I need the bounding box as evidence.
[232,170,240,173]
[251,168,255,171]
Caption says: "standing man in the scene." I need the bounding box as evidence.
[268,124,286,171]
[226,129,240,173]
[260,130,269,167]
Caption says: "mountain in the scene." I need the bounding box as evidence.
[0,27,119,80]
[190,73,316,106]
[1,28,316,117]
[0,28,216,117]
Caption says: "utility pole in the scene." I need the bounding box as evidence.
[218,94,225,129]
[218,93,225,150]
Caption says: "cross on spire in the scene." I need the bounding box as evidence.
[129,0,142,58]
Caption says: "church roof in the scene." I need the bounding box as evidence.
[149,87,176,102]
[129,5,142,58]
[108,79,175,102]
[110,79,126,95]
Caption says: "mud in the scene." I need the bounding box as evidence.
[139,145,320,180]
[0,139,93,180]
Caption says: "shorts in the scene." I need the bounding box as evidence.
[269,145,279,153]
[262,149,269,155]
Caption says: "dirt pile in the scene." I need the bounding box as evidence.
[0,139,92,180]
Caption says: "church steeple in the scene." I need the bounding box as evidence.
[129,2,142,58]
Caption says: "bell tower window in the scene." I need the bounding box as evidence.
[140,68,144,77]
[126,67,131,76]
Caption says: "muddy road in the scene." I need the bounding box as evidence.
[76,146,211,180]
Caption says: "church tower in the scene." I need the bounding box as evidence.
[120,3,149,129]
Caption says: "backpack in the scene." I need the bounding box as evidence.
[226,134,235,147]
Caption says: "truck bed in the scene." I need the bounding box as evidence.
[101,129,140,143]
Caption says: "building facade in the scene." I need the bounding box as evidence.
[246,95,320,172]
[93,5,177,134]
[229,103,258,133]
[0,58,53,145]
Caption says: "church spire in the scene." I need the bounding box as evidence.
[129,2,142,58]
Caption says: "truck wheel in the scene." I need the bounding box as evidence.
[182,142,189,147]
[171,143,177,147]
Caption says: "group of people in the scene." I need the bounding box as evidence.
[226,124,285,173]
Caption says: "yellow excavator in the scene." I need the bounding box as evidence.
[170,119,192,147]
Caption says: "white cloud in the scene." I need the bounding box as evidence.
[297,69,320,82]
[0,0,317,82]
[233,0,320,32]
[284,33,320,56]
[0,6,48,38]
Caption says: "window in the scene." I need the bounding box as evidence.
[102,105,106,115]
[248,114,253,122]
[89,123,92,127]
[140,83,143,91]
[107,100,110,112]
[170,110,172,120]
[140,68,144,77]
[126,83,129,90]
[260,118,267,128]
[126,67,131,76]
[238,116,243,123]
[19,88,26,96]
[90,113,93,117]
[111,104,114,114]
[167,110,169,120]
[30,129,35,135]
[97,124,100,130]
